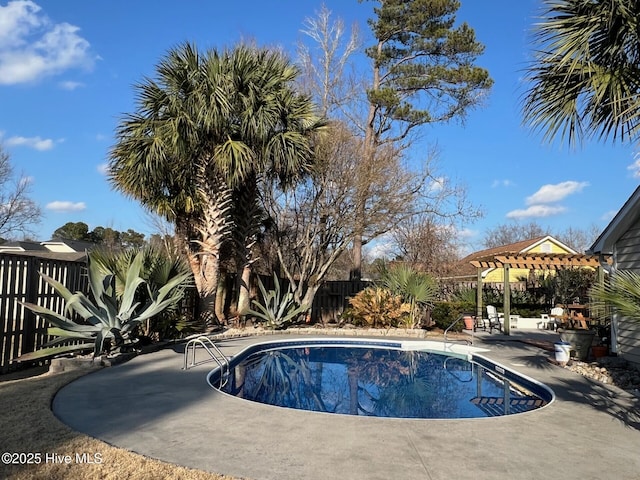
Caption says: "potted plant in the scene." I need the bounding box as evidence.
[463,315,475,330]
[553,268,597,360]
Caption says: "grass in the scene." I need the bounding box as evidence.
[0,367,242,480]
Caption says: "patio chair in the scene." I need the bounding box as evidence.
[485,305,502,333]
[548,307,564,331]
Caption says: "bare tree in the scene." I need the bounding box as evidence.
[482,221,550,249]
[259,6,481,309]
[392,213,464,277]
[481,221,600,253]
[556,224,602,253]
[0,145,41,241]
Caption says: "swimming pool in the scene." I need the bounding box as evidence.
[207,338,553,419]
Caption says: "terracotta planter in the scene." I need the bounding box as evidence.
[463,316,475,330]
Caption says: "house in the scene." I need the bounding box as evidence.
[588,185,640,365]
[455,235,578,284]
[0,238,95,261]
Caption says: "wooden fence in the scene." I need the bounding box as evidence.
[0,254,87,373]
[6,253,539,373]
[311,280,370,324]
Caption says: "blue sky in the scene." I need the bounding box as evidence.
[0,0,637,254]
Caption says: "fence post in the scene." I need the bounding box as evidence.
[21,256,40,355]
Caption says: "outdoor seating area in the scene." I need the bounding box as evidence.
[550,304,597,330]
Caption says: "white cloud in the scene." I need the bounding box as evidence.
[0,1,95,85]
[427,176,445,193]
[601,210,618,222]
[58,79,83,90]
[491,179,514,188]
[5,134,53,150]
[526,181,589,205]
[46,200,86,212]
[456,227,477,240]
[506,205,567,219]
[96,163,108,175]
[364,233,396,260]
[627,156,640,178]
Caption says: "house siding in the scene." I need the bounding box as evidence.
[613,220,640,366]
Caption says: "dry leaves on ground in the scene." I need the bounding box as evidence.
[0,368,241,480]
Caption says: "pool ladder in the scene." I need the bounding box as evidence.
[443,314,473,348]
[183,336,229,388]
[443,356,474,382]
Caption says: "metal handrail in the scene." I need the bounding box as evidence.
[443,314,473,347]
[443,356,474,382]
[183,336,229,388]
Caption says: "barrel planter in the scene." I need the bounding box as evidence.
[557,328,596,361]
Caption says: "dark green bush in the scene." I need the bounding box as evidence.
[431,301,476,332]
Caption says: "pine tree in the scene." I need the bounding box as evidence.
[351,0,492,279]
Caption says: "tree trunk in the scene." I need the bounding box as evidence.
[236,264,252,316]
[350,233,363,281]
[214,268,229,324]
[351,41,381,281]
[233,180,261,318]
[300,283,322,314]
[188,247,220,328]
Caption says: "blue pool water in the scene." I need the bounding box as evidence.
[210,340,552,419]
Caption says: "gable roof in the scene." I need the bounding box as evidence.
[453,235,577,278]
[0,250,87,262]
[43,238,96,252]
[588,185,640,255]
[0,238,94,259]
[0,240,48,252]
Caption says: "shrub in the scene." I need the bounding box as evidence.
[343,287,410,328]
[430,301,474,332]
[88,245,195,339]
[377,264,437,328]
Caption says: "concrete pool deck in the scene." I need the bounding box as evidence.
[53,331,640,480]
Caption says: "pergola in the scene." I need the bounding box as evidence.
[470,253,607,335]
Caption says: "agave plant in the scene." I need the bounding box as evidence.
[18,251,192,360]
[246,274,308,330]
[88,245,196,338]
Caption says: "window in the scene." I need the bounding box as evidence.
[539,242,552,253]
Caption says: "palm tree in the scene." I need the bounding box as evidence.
[109,43,230,326]
[522,0,640,146]
[109,43,323,325]
[590,270,640,323]
[220,46,324,315]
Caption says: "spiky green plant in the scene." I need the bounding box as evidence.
[377,263,437,328]
[89,245,196,338]
[18,251,192,360]
[589,270,640,323]
[246,274,308,330]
